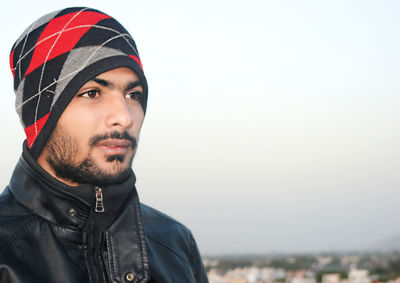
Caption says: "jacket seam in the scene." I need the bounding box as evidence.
[106,231,120,281]
[0,217,39,251]
[189,233,198,280]
[144,231,190,264]
[82,232,94,283]
[134,199,149,282]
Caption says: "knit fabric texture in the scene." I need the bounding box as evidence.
[9,7,147,159]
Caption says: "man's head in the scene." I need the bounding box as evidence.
[38,67,144,186]
[10,7,147,185]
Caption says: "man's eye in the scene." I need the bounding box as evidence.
[80,90,100,98]
[126,91,142,101]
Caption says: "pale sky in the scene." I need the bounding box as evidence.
[0,0,399,255]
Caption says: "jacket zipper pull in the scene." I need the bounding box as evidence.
[95,187,105,213]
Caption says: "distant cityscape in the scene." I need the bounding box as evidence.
[204,251,400,283]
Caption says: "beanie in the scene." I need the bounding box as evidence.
[9,7,148,159]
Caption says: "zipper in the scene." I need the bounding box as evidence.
[85,187,108,282]
[95,187,105,213]
[94,187,106,281]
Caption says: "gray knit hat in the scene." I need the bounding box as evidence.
[10,7,148,159]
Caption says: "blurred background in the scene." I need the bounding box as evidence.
[0,0,399,260]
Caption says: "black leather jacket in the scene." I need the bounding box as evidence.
[0,149,208,283]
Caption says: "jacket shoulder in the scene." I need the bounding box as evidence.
[0,187,38,252]
[0,187,35,218]
[140,203,208,282]
[140,203,193,258]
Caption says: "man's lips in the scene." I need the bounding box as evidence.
[95,139,132,155]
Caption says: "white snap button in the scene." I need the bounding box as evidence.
[68,208,77,217]
[126,272,134,281]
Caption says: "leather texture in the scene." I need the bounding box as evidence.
[0,154,208,283]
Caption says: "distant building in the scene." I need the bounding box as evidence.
[261,267,286,282]
[387,277,400,283]
[286,270,316,283]
[348,268,370,283]
[206,268,227,283]
[322,273,341,283]
[207,266,287,283]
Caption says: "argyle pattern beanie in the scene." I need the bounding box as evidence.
[9,7,148,159]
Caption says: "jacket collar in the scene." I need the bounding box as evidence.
[8,145,137,230]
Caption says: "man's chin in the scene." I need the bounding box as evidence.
[78,164,132,186]
[95,155,133,176]
[98,164,131,178]
[99,168,132,185]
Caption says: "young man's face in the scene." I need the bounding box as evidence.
[37,67,145,186]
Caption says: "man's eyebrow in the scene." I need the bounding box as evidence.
[125,81,142,91]
[91,78,141,91]
[92,78,111,87]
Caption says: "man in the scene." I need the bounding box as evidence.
[0,7,208,283]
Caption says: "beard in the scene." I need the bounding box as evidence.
[45,126,137,186]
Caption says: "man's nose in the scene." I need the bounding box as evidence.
[104,94,134,129]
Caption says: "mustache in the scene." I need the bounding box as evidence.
[89,131,137,149]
